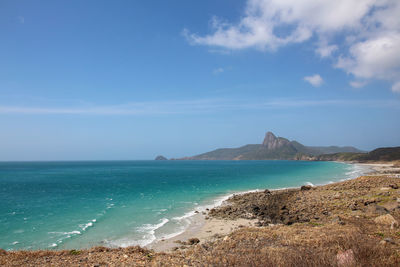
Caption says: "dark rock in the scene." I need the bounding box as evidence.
[187,238,200,245]
[384,237,395,244]
[155,155,167,161]
[349,203,358,211]
[0,248,7,255]
[332,216,345,225]
[301,185,312,191]
[389,184,399,189]
[364,199,377,206]
[252,205,260,213]
[264,189,271,195]
[366,204,388,215]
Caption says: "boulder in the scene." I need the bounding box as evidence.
[389,184,399,189]
[187,238,200,245]
[374,214,399,228]
[366,204,388,215]
[384,237,395,244]
[332,216,345,225]
[337,249,355,267]
[301,185,312,191]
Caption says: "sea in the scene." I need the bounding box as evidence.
[0,160,369,251]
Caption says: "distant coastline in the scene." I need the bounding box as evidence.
[161,131,399,164]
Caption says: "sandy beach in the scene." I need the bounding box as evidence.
[359,162,400,177]
[148,214,256,252]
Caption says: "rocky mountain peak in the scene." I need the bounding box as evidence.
[262,131,291,150]
[155,155,167,160]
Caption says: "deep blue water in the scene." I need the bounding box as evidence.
[0,160,366,250]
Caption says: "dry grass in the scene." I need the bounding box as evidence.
[168,223,400,267]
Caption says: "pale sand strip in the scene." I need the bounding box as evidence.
[148,213,255,252]
[358,162,400,176]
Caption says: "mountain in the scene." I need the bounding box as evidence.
[179,132,364,160]
[316,147,400,162]
[155,155,168,160]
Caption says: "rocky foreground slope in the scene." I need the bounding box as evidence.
[2,166,400,266]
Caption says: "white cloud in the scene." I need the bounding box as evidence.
[304,74,323,87]
[185,0,400,93]
[213,67,224,75]
[316,44,338,58]
[1,98,397,115]
[349,81,367,89]
[392,82,400,93]
[17,16,24,24]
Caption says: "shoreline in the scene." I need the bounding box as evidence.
[2,161,396,253]
[2,161,400,266]
[148,162,384,252]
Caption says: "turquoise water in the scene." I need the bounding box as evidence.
[0,160,366,251]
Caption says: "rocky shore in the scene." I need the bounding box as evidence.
[2,162,400,266]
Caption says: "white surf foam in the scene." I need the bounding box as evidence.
[108,218,170,248]
[342,164,370,181]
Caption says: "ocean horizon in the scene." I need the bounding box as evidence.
[0,160,369,251]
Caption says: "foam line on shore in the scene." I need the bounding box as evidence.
[107,218,170,248]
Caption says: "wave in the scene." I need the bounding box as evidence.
[47,217,99,248]
[107,218,170,248]
[341,164,370,181]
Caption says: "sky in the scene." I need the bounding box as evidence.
[0,0,399,160]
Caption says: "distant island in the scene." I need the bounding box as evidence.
[155,155,168,161]
[175,131,364,160]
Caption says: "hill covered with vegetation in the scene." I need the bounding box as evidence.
[316,147,400,162]
[178,132,363,160]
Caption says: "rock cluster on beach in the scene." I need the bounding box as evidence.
[210,176,400,228]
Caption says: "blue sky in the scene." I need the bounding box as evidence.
[0,0,399,160]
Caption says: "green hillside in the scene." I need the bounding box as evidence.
[179,132,364,160]
[317,147,400,162]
